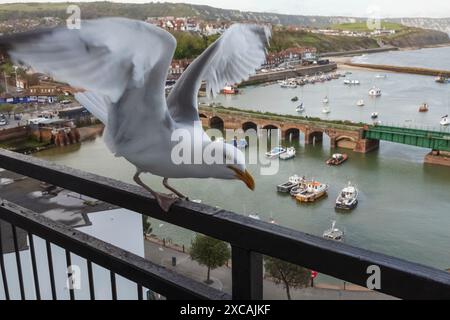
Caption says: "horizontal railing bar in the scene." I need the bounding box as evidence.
[0,199,230,300]
[1,149,450,299]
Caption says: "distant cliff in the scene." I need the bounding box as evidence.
[381,28,450,48]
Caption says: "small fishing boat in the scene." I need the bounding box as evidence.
[323,96,329,104]
[371,112,379,119]
[419,103,429,113]
[344,79,360,85]
[235,138,248,149]
[291,96,299,102]
[441,115,450,126]
[435,74,448,84]
[266,146,287,159]
[375,74,387,79]
[296,103,305,113]
[280,80,297,89]
[280,147,296,160]
[277,175,304,193]
[222,85,238,94]
[322,106,331,114]
[323,221,344,242]
[296,180,329,203]
[369,87,382,97]
[357,99,365,107]
[335,182,359,210]
[326,153,348,166]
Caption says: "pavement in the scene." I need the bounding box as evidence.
[144,237,397,300]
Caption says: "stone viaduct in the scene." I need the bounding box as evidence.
[198,106,380,153]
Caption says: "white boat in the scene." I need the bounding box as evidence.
[280,80,297,89]
[296,103,305,113]
[322,107,331,114]
[323,96,329,104]
[266,146,287,159]
[371,112,379,119]
[296,180,329,203]
[248,214,261,220]
[280,147,296,160]
[344,79,360,85]
[441,115,450,126]
[323,221,344,242]
[369,87,382,97]
[335,182,359,210]
[357,99,365,107]
[277,174,304,193]
[375,74,387,79]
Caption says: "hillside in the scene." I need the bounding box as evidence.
[270,30,379,53]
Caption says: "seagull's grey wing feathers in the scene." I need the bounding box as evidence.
[167,24,271,123]
[0,17,176,154]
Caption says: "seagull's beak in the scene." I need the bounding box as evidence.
[228,166,255,191]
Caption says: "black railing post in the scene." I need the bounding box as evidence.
[231,246,263,300]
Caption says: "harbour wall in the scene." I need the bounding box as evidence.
[240,63,338,86]
[0,126,30,143]
[345,63,450,77]
[319,46,399,58]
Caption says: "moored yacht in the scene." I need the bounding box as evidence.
[369,87,382,97]
[280,147,297,160]
[357,99,365,107]
[266,146,287,159]
[335,182,359,210]
[441,115,450,126]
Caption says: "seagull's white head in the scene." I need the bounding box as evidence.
[204,141,255,191]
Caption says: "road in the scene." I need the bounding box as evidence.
[144,238,396,300]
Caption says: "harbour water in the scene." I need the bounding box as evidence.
[35,47,450,279]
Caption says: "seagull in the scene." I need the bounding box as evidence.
[0,18,271,212]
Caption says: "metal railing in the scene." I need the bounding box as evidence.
[0,148,450,300]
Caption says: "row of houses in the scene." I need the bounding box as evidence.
[145,16,230,35]
[0,83,68,104]
[263,47,318,68]
[311,28,397,37]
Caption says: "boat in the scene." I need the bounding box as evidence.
[369,87,382,97]
[296,103,305,113]
[237,139,248,149]
[280,147,296,160]
[326,153,348,166]
[344,79,360,85]
[248,214,261,220]
[375,74,387,79]
[266,146,287,159]
[322,106,331,114]
[291,96,299,102]
[323,221,344,242]
[441,115,450,126]
[419,103,429,113]
[357,99,365,107]
[222,85,238,94]
[277,175,304,193]
[296,180,329,203]
[435,74,448,84]
[323,96,329,104]
[280,80,297,89]
[335,182,359,210]
[371,112,379,119]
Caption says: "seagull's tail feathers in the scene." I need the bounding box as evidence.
[75,91,117,154]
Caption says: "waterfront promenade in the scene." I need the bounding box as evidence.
[144,237,395,300]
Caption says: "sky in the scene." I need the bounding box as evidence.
[0,0,449,18]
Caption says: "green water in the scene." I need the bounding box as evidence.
[35,133,450,272]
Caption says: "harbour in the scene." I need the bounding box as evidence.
[28,46,450,285]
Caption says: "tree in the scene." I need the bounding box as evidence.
[190,234,230,284]
[0,104,14,115]
[265,257,310,300]
[142,216,152,235]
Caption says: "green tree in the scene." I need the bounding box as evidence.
[265,257,310,300]
[142,216,153,235]
[190,234,231,284]
[0,103,14,115]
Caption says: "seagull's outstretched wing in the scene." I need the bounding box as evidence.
[167,24,271,123]
[0,17,176,153]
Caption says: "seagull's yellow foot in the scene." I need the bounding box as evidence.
[154,193,180,213]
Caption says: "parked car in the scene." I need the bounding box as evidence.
[0,117,8,126]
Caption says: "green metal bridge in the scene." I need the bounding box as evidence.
[364,125,450,152]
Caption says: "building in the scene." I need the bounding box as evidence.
[168,59,193,79]
[264,47,318,68]
[27,84,59,103]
